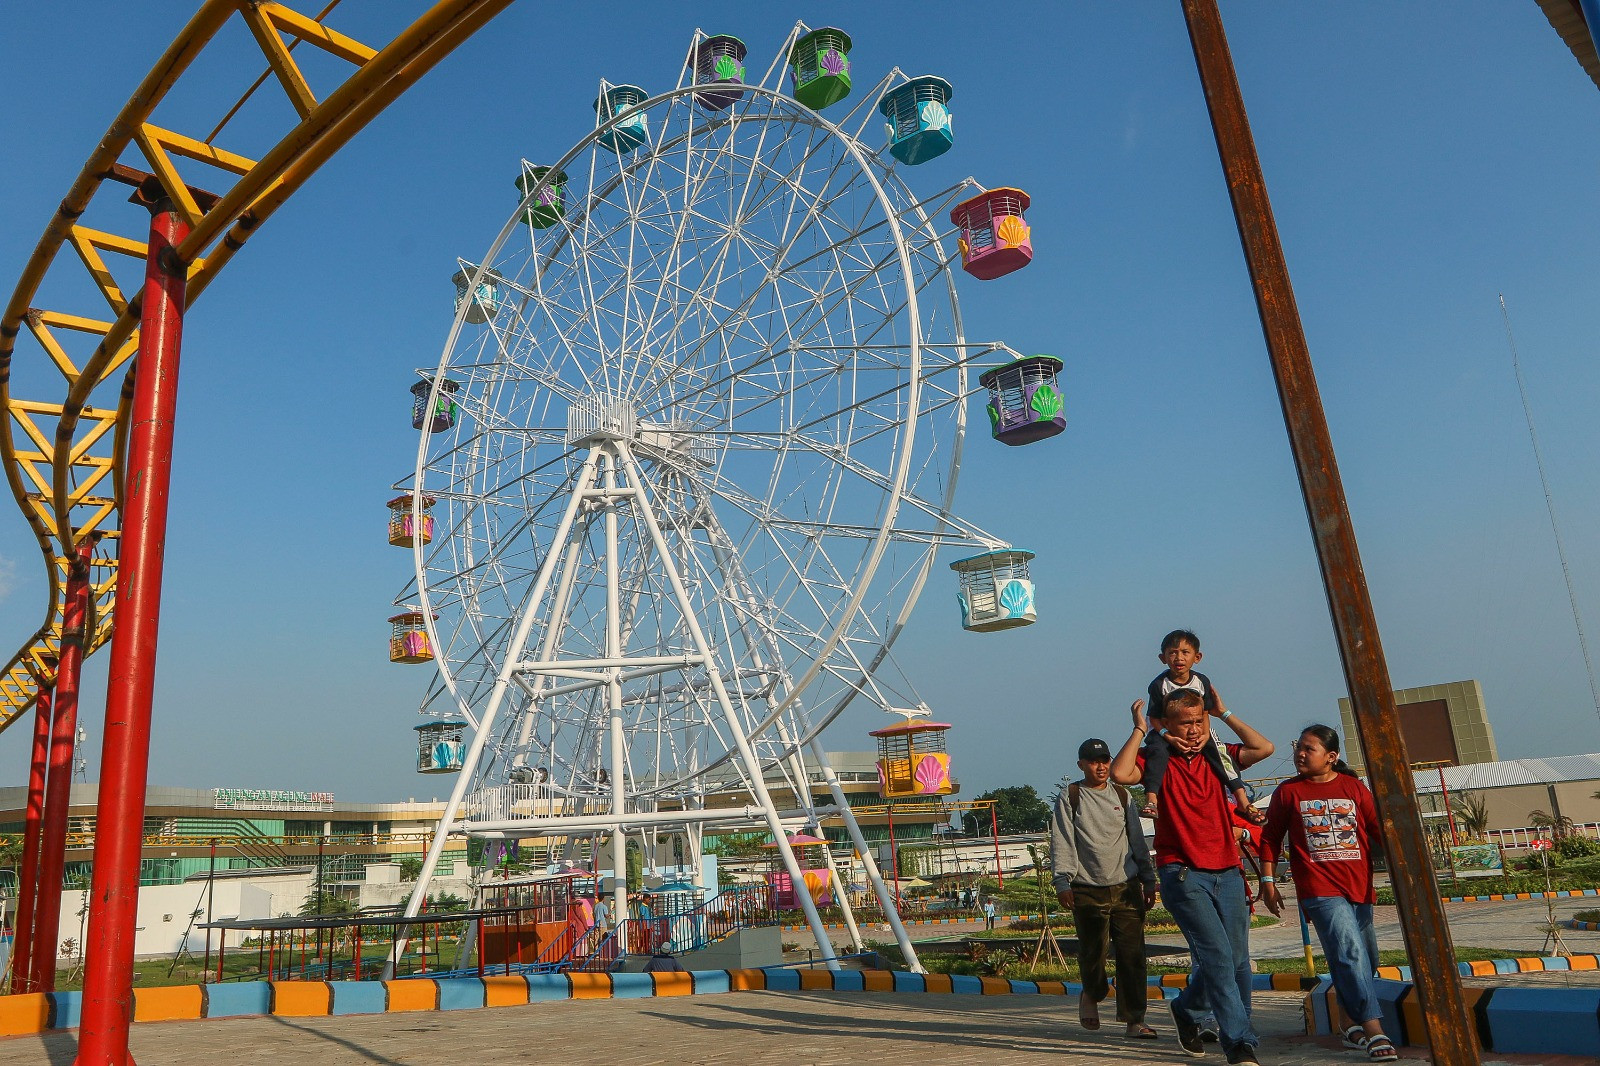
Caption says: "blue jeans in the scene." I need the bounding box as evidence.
[1301,896,1381,1024]
[1160,863,1257,1053]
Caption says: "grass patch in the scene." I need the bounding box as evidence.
[987,909,1276,939]
[1574,909,1600,923]
[48,935,460,992]
[918,945,1527,984]
[1374,856,1600,904]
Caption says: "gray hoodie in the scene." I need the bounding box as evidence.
[1050,781,1156,891]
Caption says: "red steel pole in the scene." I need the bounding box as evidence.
[75,191,190,1066]
[1438,765,1460,847]
[34,542,95,993]
[11,666,56,994]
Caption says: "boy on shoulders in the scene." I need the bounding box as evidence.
[1140,629,1263,825]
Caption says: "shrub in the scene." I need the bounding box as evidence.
[1557,835,1600,860]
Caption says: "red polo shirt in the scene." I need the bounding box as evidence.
[1137,742,1244,870]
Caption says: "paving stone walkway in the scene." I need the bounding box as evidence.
[0,991,1582,1066]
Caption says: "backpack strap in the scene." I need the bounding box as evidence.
[1069,782,1134,816]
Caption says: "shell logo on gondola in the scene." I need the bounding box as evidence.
[920,100,950,131]
[1029,385,1062,420]
[997,215,1030,249]
[820,49,847,77]
[998,579,1033,618]
[714,55,742,81]
[914,754,949,794]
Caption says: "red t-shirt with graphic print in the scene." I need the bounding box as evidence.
[1136,742,1244,870]
[1260,774,1381,904]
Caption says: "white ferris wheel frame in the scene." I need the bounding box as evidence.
[394,29,1027,973]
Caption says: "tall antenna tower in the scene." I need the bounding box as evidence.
[1500,294,1600,728]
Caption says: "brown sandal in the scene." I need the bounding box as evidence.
[1078,996,1100,1030]
[1125,1022,1158,1039]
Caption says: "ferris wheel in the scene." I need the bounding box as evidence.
[392,25,1039,968]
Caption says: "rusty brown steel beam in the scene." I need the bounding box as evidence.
[1177,2,1478,1062]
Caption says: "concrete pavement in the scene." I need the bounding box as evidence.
[0,990,1463,1065]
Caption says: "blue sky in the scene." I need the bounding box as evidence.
[2,2,1600,803]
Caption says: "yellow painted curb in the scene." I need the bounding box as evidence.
[133,984,203,1022]
[383,979,438,1012]
[270,981,331,1017]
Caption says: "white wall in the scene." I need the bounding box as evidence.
[54,869,316,960]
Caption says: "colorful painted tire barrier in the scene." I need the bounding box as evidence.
[0,966,1330,1038]
[1306,974,1600,1059]
[1565,918,1600,931]
[1440,888,1600,904]
[1373,953,1600,981]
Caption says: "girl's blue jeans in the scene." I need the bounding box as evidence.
[1301,895,1381,1024]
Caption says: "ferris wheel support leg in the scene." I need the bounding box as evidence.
[778,739,864,954]
[702,525,863,951]
[617,442,839,971]
[807,741,924,973]
[34,541,94,994]
[816,832,863,954]
[386,449,603,978]
[77,193,191,1066]
[602,452,630,948]
[509,536,585,764]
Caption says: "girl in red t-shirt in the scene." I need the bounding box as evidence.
[1259,725,1395,1062]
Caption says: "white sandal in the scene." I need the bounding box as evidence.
[1341,1025,1368,1050]
[1365,1034,1399,1061]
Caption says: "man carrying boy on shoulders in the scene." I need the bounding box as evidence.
[1051,738,1159,1040]
[1112,689,1274,1064]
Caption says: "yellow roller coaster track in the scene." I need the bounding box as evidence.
[0,0,512,735]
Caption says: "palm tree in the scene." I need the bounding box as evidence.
[1528,809,1575,840]
[1450,793,1490,840]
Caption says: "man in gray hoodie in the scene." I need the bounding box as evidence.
[1051,737,1159,1040]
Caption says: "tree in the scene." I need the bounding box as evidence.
[300,891,353,917]
[963,785,1050,836]
[1450,792,1490,840]
[1528,809,1575,840]
[398,856,424,881]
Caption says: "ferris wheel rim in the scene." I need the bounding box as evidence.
[410,81,932,744]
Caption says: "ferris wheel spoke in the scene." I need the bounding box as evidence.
[630,127,874,402]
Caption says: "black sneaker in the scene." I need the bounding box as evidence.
[1169,1000,1206,1057]
[1200,1025,1220,1043]
[1225,1045,1260,1065]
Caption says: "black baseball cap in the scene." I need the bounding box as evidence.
[1078,738,1112,761]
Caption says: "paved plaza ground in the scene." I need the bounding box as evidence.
[1,989,1589,1066]
[5,897,1596,1064]
[0,991,1475,1065]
